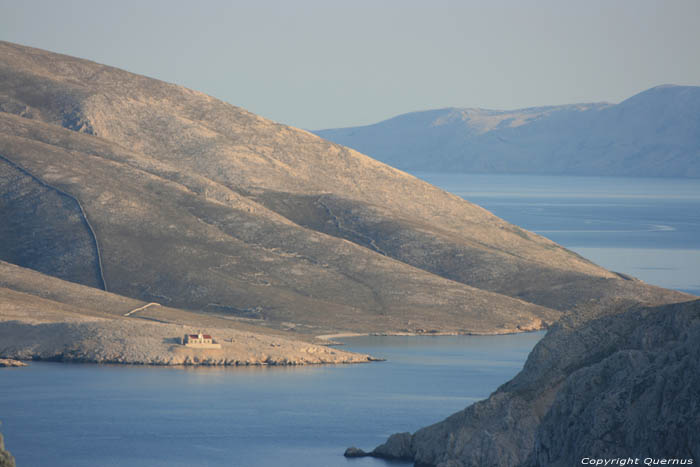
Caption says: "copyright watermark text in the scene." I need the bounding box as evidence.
[581,458,694,466]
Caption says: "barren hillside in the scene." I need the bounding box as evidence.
[0,41,690,336]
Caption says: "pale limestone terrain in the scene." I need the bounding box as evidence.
[0,39,698,467]
[1,40,688,341]
[0,359,25,367]
[0,261,371,366]
[0,40,692,371]
[0,320,371,366]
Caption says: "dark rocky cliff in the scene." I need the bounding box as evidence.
[360,299,700,466]
[527,301,700,466]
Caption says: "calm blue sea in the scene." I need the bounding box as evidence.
[414,173,700,296]
[2,174,698,467]
[0,333,543,467]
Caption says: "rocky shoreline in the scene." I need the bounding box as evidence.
[0,433,14,467]
[348,299,700,466]
[318,325,549,343]
[0,320,374,367]
[0,359,26,368]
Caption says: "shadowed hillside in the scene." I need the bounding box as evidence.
[0,154,104,289]
[0,41,691,336]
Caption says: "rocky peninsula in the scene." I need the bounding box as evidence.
[0,320,372,366]
[0,261,372,367]
[349,299,700,466]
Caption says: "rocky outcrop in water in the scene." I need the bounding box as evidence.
[0,433,15,467]
[0,359,26,367]
[360,299,700,466]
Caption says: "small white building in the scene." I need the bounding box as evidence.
[183,333,222,349]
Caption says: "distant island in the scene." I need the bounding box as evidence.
[315,85,700,178]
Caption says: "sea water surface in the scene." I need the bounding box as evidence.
[0,333,543,467]
[2,174,698,467]
[414,173,700,296]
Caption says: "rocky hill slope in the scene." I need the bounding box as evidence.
[0,41,690,337]
[352,299,700,466]
[316,85,700,178]
[0,260,372,365]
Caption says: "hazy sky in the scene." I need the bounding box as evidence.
[1,0,699,129]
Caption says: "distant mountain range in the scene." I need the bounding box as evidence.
[315,85,700,178]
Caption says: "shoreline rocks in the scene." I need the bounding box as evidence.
[352,299,700,467]
[0,320,374,367]
[343,447,369,458]
[0,359,26,367]
[0,432,15,467]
